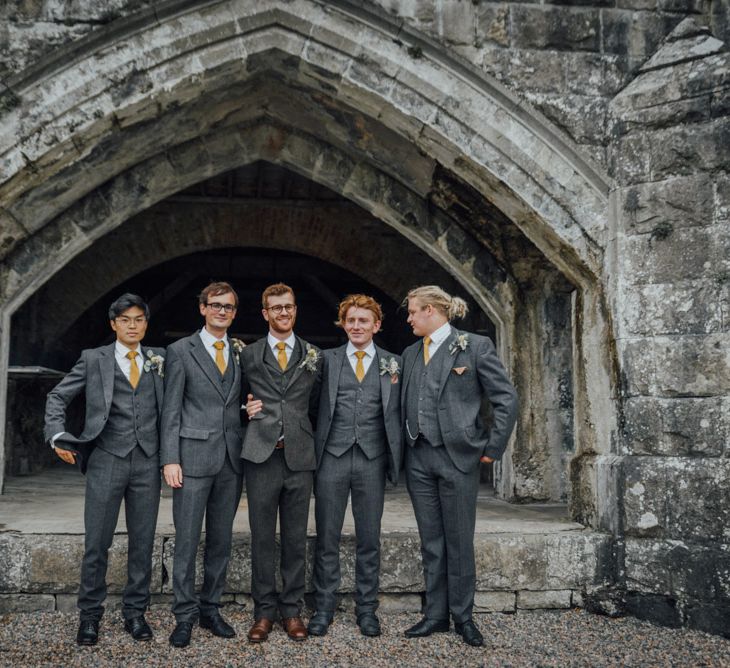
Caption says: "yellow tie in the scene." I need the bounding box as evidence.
[276,342,288,370]
[213,340,226,375]
[423,336,432,365]
[127,350,140,389]
[354,351,366,382]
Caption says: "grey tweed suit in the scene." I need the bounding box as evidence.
[240,336,321,619]
[44,343,164,622]
[312,344,402,616]
[160,331,244,622]
[401,326,518,623]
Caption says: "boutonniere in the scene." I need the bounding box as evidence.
[448,333,469,356]
[379,357,400,384]
[143,350,165,377]
[230,338,245,364]
[299,344,320,373]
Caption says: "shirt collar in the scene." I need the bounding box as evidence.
[427,321,452,345]
[346,340,376,358]
[115,340,141,357]
[199,327,227,349]
[268,332,296,350]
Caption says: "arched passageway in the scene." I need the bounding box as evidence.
[0,1,616,525]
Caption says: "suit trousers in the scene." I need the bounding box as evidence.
[79,445,161,621]
[171,456,243,622]
[245,448,313,619]
[405,439,480,623]
[312,445,387,615]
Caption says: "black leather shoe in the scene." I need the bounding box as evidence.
[357,612,381,637]
[200,613,236,638]
[124,615,153,641]
[76,619,99,646]
[307,611,333,637]
[169,621,193,648]
[455,619,484,647]
[404,617,449,638]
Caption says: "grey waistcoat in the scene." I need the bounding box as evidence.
[405,344,445,447]
[96,362,159,458]
[326,357,386,459]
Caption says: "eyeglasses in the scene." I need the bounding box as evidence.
[207,302,236,313]
[115,316,147,326]
[266,304,296,314]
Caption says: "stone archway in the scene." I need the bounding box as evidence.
[0,0,616,523]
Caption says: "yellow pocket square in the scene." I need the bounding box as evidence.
[452,366,467,375]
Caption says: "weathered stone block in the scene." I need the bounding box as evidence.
[622,397,727,457]
[377,593,423,613]
[517,589,572,609]
[510,6,600,52]
[601,10,673,60]
[474,591,516,613]
[475,4,510,48]
[0,594,55,613]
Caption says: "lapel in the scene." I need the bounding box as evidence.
[142,346,164,409]
[284,337,308,391]
[190,333,226,401]
[375,346,392,413]
[98,343,116,411]
[224,336,241,405]
[328,345,347,418]
[258,337,279,389]
[402,341,422,396]
[436,326,459,399]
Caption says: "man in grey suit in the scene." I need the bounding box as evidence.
[401,285,518,647]
[308,294,402,638]
[44,293,164,646]
[161,281,244,648]
[241,283,321,642]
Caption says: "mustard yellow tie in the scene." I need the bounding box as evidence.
[276,341,288,370]
[354,351,366,382]
[213,340,226,375]
[423,336,432,365]
[127,350,140,388]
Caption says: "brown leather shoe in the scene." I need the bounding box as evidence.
[282,616,308,641]
[247,618,273,643]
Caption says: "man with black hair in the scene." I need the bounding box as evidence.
[44,293,165,646]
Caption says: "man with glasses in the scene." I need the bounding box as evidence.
[161,282,244,648]
[241,283,321,642]
[44,293,164,646]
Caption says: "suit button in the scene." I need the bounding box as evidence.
[278,420,282,425]
[282,399,286,404]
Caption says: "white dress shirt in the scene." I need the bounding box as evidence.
[346,340,376,375]
[115,340,143,381]
[199,327,229,365]
[424,321,452,358]
[267,332,296,365]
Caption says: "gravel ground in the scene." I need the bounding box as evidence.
[0,609,728,667]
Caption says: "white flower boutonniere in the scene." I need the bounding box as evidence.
[448,333,469,356]
[143,350,165,377]
[299,344,320,373]
[231,338,245,365]
[379,357,400,384]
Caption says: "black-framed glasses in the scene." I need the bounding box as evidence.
[207,302,236,313]
[266,304,296,314]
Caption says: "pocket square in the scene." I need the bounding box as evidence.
[452,366,467,375]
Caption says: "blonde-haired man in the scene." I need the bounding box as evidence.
[401,286,518,647]
[308,295,402,638]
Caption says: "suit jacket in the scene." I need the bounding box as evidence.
[315,344,402,484]
[240,336,321,471]
[160,332,243,477]
[43,343,165,473]
[401,325,518,472]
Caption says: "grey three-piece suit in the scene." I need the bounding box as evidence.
[401,326,518,623]
[239,336,321,620]
[312,344,402,616]
[44,343,164,622]
[160,332,244,622]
